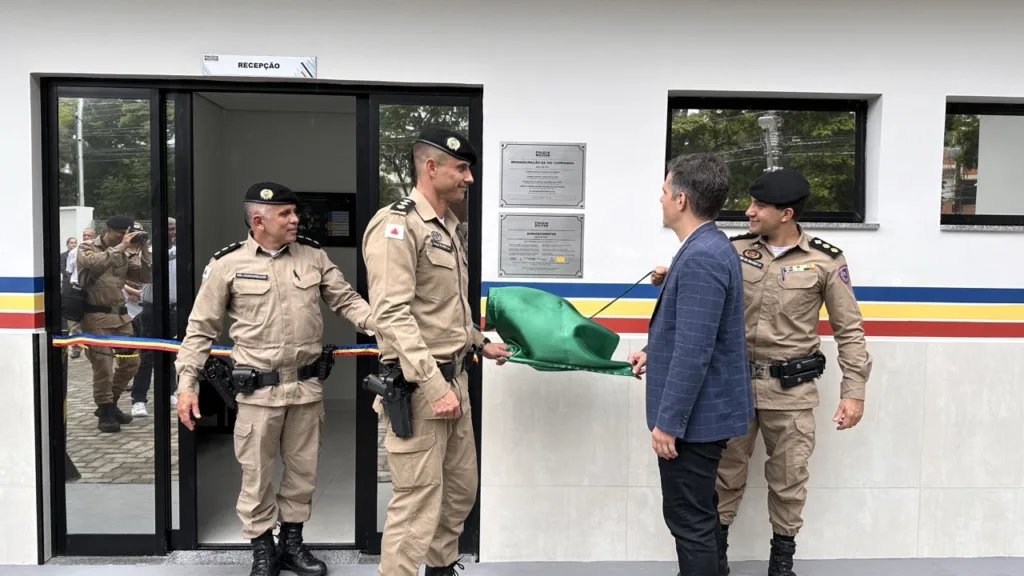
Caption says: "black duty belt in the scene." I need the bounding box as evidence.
[385,354,473,383]
[84,303,128,315]
[244,363,320,389]
[749,362,783,380]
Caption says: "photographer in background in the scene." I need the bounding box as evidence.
[76,215,152,433]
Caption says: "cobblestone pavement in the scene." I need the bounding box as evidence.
[64,354,179,485]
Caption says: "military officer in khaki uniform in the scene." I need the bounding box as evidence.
[76,215,152,433]
[363,127,511,576]
[175,182,374,576]
[652,168,872,576]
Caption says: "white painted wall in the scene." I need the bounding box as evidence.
[2,0,1024,566]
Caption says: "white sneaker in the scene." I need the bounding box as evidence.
[170,395,177,408]
[131,402,148,417]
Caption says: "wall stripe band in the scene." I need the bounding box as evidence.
[480,281,1024,338]
[4,276,1024,338]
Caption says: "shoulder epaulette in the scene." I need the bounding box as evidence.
[729,233,757,242]
[213,241,243,260]
[809,237,842,258]
[389,196,416,215]
[296,235,321,249]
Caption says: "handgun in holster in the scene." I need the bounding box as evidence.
[199,356,240,410]
[317,345,337,380]
[361,364,417,438]
[773,351,827,389]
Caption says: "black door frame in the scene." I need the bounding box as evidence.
[38,75,484,558]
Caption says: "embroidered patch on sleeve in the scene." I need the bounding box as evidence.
[384,224,405,240]
[838,264,850,284]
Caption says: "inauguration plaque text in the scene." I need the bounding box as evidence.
[500,142,586,208]
[498,214,584,278]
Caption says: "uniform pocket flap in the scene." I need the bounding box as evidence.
[384,429,436,453]
[425,248,456,270]
[234,421,253,438]
[778,271,819,290]
[234,280,271,295]
[292,271,321,290]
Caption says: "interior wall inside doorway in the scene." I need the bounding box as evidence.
[191,92,360,545]
[192,92,360,401]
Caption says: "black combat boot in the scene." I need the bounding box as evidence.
[93,404,132,424]
[767,534,797,576]
[277,522,327,576]
[96,403,120,433]
[250,529,280,576]
[717,523,731,576]
[424,558,465,575]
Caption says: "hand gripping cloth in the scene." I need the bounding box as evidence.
[483,286,636,376]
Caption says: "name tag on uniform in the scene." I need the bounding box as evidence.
[429,230,453,253]
[740,255,763,269]
[430,239,453,253]
[236,272,268,281]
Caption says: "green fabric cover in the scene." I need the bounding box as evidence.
[484,286,636,377]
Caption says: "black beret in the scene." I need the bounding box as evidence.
[245,182,300,205]
[748,168,811,206]
[105,215,134,230]
[415,126,477,166]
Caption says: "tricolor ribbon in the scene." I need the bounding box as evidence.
[51,333,381,357]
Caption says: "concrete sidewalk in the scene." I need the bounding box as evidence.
[6,555,1023,575]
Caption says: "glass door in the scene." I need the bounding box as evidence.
[354,93,483,555]
[46,85,179,556]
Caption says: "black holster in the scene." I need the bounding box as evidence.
[361,365,417,438]
[773,351,827,389]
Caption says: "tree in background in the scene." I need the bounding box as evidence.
[58,97,173,229]
[377,104,469,207]
[669,108,857,214]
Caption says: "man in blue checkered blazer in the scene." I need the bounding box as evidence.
[629,153,754,576]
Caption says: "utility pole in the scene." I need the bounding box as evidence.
[76,98,85,206]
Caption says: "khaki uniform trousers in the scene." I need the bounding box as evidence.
[378,372,478,576]
[83,322,140,407]
[716,409,816,537]
[233,399,325,540]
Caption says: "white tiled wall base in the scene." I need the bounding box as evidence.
[0,333,42,565]
[479,337,1024,562]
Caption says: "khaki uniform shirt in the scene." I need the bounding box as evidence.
[732,229,872,410]
[362,188,486,415]
[76,236,153,329]
[174,233,373,407]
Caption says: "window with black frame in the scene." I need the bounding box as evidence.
[942,103,1024,227]
[666,97,868,223]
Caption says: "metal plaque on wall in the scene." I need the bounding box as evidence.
[499,142,586,208]
[498,214,584,278]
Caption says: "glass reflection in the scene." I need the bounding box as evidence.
[59,95,156,534]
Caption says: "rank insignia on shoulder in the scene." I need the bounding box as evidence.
[730,232,757,242]
[296,235,321,249]
[213,241,243,259]
[810,237,843,258]
[390,197,416,215]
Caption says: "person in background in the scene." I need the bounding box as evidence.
[76,217,151,433]
[629,153,753,576]
[129,217,178,417]
[65,227,95,358]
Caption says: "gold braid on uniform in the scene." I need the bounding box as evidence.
[809,237,843,258]
[729,232,757,242]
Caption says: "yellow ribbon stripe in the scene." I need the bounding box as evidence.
[52,333,380,357]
